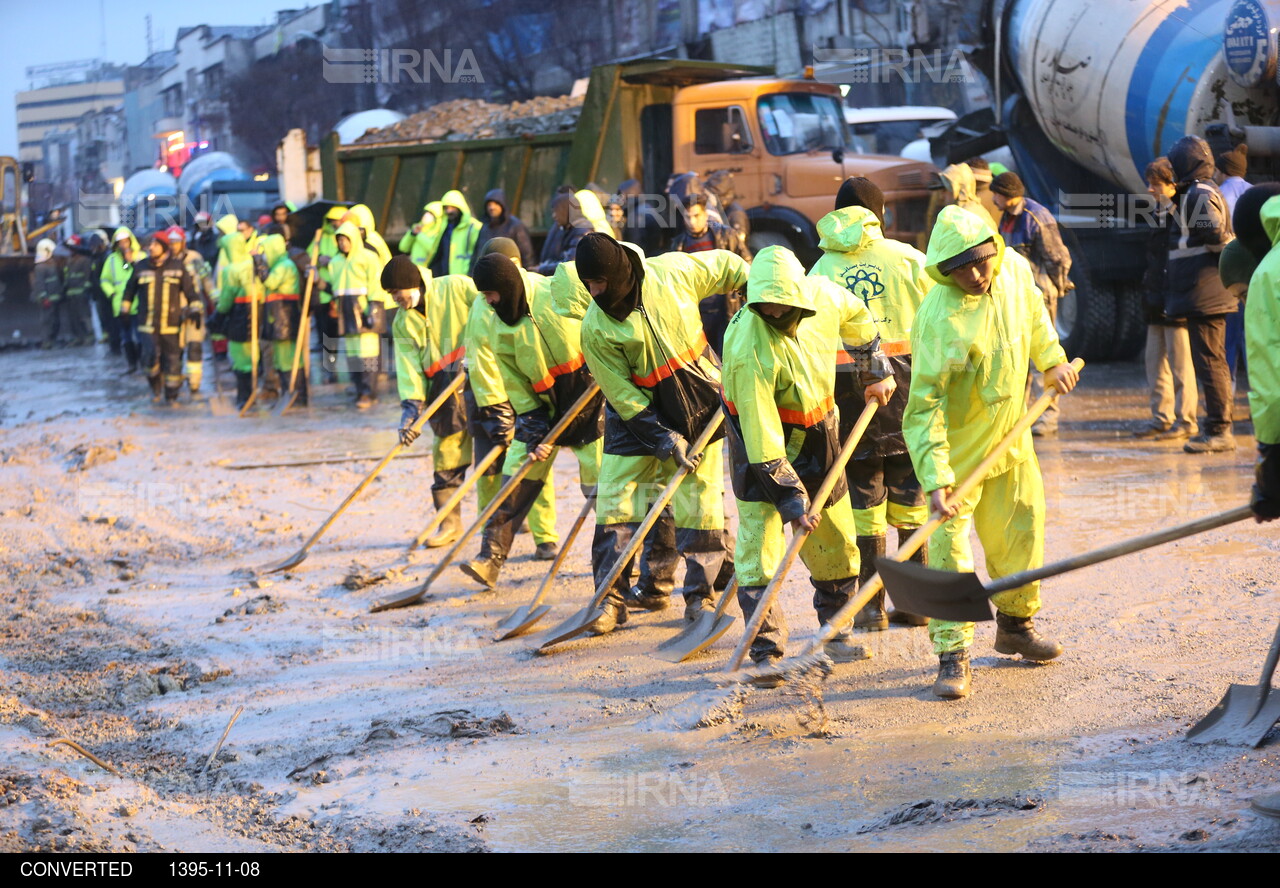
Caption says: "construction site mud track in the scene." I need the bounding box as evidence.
[0,347,1276,852]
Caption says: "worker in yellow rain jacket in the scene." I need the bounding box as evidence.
[576,232,743,632]
[254,233,304,405]
[399,201,445,267]
[722,246,895,680]
[462,239,558,555]
[100,227,142,373]
[318,221,386,408]
[904,205,1078,700]
[458,252,605,589]
[808,177,934,630]
[426,190,482,278]
[381,256,478,547]
[1241,192,1280,820]
[210,219,260,408]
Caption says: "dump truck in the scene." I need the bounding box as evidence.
[318,59,939,258]
[0,156,64,307]
[933,0,1280,361]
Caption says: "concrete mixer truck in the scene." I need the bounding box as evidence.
[935,0,1280,361]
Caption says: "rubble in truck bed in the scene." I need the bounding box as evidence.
[354,95,585,145]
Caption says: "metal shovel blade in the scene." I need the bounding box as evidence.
[877,558,995,623]
[538,605,606,651]
[257,548,308,576]
[651,613,737,663]
[1186,685,1280,747]
[494,604,553,641]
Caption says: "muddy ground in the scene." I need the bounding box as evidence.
[0,345,1277,853]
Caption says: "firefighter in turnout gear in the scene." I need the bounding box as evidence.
[121,234,198,405]
[575,232,744,632]
[721,245,895,675]
[382,256,479,548]
[904,206,1077,699]
[808,178,934,629]
[458,253,604,590]
[166,226,212,396]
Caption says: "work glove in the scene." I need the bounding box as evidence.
[1251,443,1280,521]
[252,253,269,282]
[658,434,701,473]
[399,399,424,447]
[317,255,331,268]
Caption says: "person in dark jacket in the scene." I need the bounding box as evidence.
[191,212,220,267]
[32,239,66,349]
[471,188,536,272]
[61,236,96,346]
[1166,135,1237,453]
[705,169,750,241]
[669,193,752,356]
[536,191,594,275]
[1136,157,1199,440]
[121,234,198,405]
[85,233,117,352]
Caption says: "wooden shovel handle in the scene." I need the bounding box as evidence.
[586,410,725,611]
[285,234,320,391]
[728,400,878,671]
[808,357,1085,649]
[408,444,506,550]
[524,496,596,611]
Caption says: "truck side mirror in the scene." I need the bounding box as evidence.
[832,148,845,165]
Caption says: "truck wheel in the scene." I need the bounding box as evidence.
[747,230,794,253]
[1110,283,1146,360]
[1057,272,1116,362]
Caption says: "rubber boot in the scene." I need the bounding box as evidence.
[123,341,140,374]
[425,487,462,548]
[148,372,163,403]
[234,372,252,409]
[459,555,502,590]
[586,598,629,636]
[888,527,930,626]
[186,361,203,395]
[933,650,971,699]
[163,385,181,406]
[853,534,889,631]
[993,612,1063,662]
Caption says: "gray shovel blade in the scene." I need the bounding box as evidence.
[1187,685,1280,747]
[494,605,552,641]
[877,558,995,623]
[651,613,737,663]
[538,605,606,651]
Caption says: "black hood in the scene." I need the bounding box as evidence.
[484,188,508,225]
[473,253,527,327]
[1169,136,1216,190]
[1234,182,1280,261]
[576,232,644,321]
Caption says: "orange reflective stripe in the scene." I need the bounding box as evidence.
[266,292,299,303]
[532,352,587,393]
[777,396,834,428]
[630,332,708,388]
[835,350,852,365]
[426,344,465,378]
[881,339,911,357]
[233,296,254,304]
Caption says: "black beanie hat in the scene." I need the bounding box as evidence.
[1218,143,1248,179]
[990,172,1025,198]
[937,237,999,276]
[576,232,644,321]
[473,253,528,326]
[380,254,422,292]
[835,177,885,224]
[483,236,521,263]
[1233,182,1280,261]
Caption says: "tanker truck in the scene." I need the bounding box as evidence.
[935,0,1280,360]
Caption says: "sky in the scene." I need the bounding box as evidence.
[0,0,298,156]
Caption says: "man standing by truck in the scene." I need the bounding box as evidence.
[575,232,744,630]
[904,205,1077,699]
[808,177,934,629]
[669,193,752,356]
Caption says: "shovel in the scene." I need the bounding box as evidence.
[495,496,596,641]
[278,236,319,416]
[747,357,1084,685]
[538,411,725,652]
[726,400,878,672]
[370,384,601,613]
[879,505,1255,623]
[407,445,506,551]
[652,576,738,663]
[1188,615,1280,747]
[207,346,235,417]
[254,371,466,575]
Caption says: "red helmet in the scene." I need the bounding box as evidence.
[165,225,187,245]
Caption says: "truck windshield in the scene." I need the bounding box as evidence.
[757,93,850,156]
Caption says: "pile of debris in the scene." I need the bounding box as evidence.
[355,94,584,145]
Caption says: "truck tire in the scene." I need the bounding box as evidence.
[1110,282,1146,360]
[748,230,794,253]
[1057,271,1116,363]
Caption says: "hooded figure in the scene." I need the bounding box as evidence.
[809,192,934,629]
[388,255,481,546]
[211,219,264,407]
[576,188,614,235]
[399,200,445,266]
[255,233,304,404]
[459,241,559,557]
[457,253,605,589]
[903,205,1074,699]
[575,231,747,630]
[101,227,143,371]
[1166,135,1238,452]
[427,190,482,278]
[319,205,349,260]
[472,188,536,272]
[1244,195,1280,521]
[320,220,384,407]
[536,192,595,275]
[166,225,212,395]
[721,246,894,673]
[122,233,197,404]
